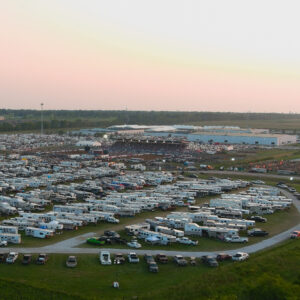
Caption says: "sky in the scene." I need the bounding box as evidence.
[1,0,300,112]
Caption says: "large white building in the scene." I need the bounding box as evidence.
[144,126,297,146]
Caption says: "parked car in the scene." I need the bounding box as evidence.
[127,240,142,249]
[36,253,49,265]
[216,253,232,261]
[156,253,168,264]
[232,252,249,261]
[100,251,112,265]
[6,252,18,264]
[22,254,32,265]
[188,174,198,179]
[176,237,198,245]
[104,231,120,239]
[276,183,288,189]
[173,255,187,266]
[128,252,139,263]
[114,253,125,265]
[225,236,248,243]
[86,237,106,246]
[0,253,7,263]
[201,256,219,267]
[293,193,300,200]
[247,228,268,237]
[190,257,197,266]
[149,261,159,273]
[144,254,155,264]
[288,187,297,193]
[290,230,300,239]
[251,180,265,185]
[66,256,77,268]
[0,241,8,247]
[250,216,267,223]
[112,237,128,245]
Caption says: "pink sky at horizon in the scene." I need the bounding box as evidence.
[1,1,300,113]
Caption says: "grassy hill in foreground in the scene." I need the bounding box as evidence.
[0,239,299,300]
[148,239,300,300]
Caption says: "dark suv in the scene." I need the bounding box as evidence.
[156,253,168,264]
[114,253,125,264]
[22,254,32,265]
[216,253,232,261]
[250,216,267,223]
[36,253,49,265]
[201,256,219,267]
[247,229,268,237]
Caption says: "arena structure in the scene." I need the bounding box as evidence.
[72,125,298,146]
[109,136,188,155]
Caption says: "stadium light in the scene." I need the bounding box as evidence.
[40,102,44,135]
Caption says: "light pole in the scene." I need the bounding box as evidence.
[40,102,44,135]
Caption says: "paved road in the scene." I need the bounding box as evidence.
[3,187,299,257]
[200,170,300,181]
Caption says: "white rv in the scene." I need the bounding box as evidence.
[25,227,54,239]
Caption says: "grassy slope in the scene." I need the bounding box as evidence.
[212,148,300,169]
[0,239,299,300]
[148,238,300,300]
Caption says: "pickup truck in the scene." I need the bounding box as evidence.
[232,252,249,261]
[250,216,267,223]
[6,252,18,264]
[290,230,300,239]
[0,241,7,247]
[149,262,159,273]
[128,252,139,263]
[176,237,198,245]
[225,236,248,243]
[86,237,106,246]
[127,240,142,248]
[173,255,187,266]
[156,253,168,264]
[36,253,49,265]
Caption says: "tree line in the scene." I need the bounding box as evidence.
[0,109,299,132]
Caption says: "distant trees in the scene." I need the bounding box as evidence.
[0,109,300,133]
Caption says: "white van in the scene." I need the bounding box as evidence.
[100,251,112,265]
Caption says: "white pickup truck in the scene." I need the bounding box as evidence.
[176,237,198,245]
[225,236,248,243]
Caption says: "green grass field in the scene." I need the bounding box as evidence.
[211,148,300,169]
[0,239,299,300]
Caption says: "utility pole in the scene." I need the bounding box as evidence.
[40,102,44,135]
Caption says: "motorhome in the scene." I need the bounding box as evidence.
[25,227,54,239]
